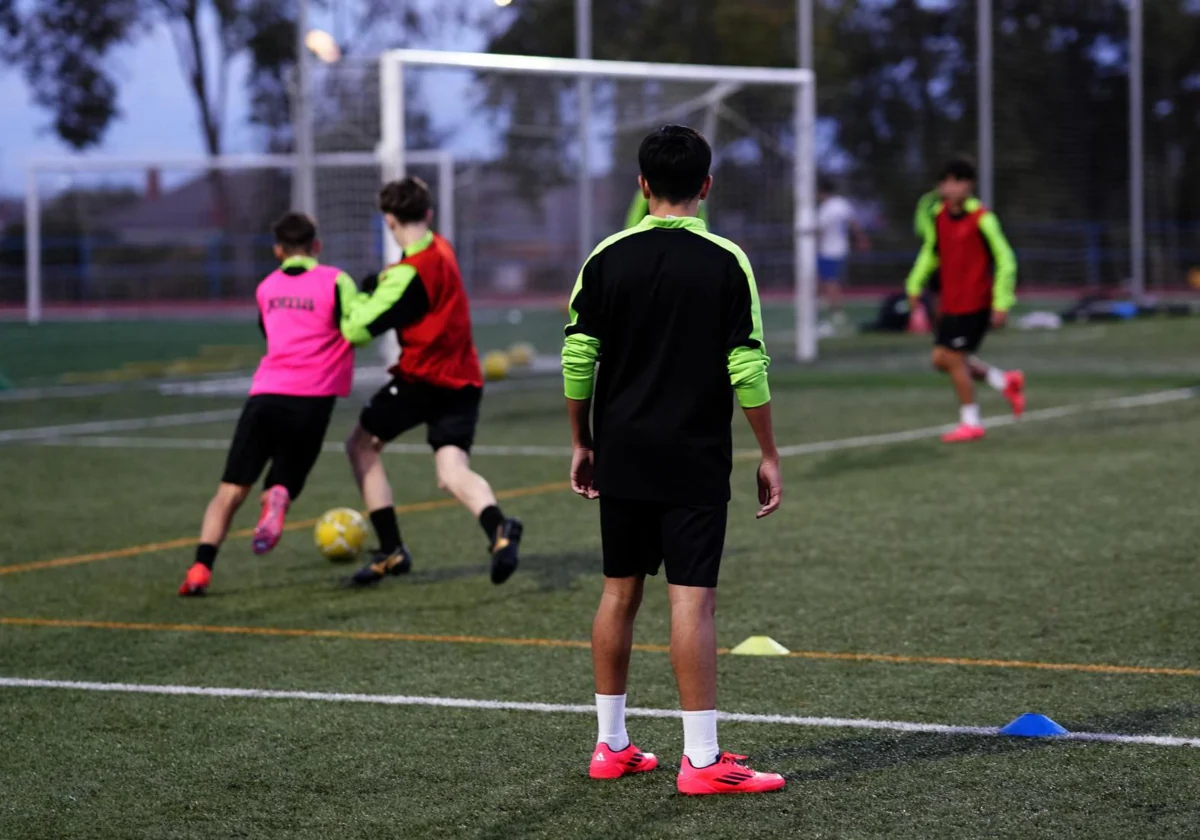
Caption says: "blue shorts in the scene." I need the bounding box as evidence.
[817,256,845,284]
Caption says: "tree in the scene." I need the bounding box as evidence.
[5,0,295,154]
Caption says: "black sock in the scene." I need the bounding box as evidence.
[370,507,402,552]
[479,505,505,540]
[196,543,218,570]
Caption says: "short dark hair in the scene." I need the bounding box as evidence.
[817,175,836,194]
[273,212,317,253]
[940,156,977,182]
[379,176,433,223]
[637,125,711,204]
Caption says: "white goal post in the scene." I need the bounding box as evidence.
[23,150,453,325]
[378,50,818,361]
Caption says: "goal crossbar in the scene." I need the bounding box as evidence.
[380,49,813,87]
[379,50,818,361]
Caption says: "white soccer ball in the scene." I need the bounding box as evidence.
[313,508,368,563]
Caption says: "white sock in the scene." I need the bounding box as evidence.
[961,403,981,427]
[595,694,629,750]
[681,710,720,768]
[984,365,1007,392]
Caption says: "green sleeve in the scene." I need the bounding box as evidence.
[904,230,940,300]
[562,263,601,400]
[624,192,649,229]
[725,250,771,409]
[340,264,417,347]
[979,211,1018,312]
[335,272,363,325]
[914,190,938,241]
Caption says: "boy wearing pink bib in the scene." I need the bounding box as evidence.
[180,214,359,596]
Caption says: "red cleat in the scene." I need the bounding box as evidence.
[252,485,290,555]
[941,424,986,444]
[588,742,659,779]
[677,752,786,795]
[1003,370,1026,418]
[178,562,212,596]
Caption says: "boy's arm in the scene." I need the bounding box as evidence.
[339,264,429,347]
[905,229,940,302]
[723,251,781,517]
[724,251,771,410]
[979,211,1018,313]
[562,260,602,402]
[564,259,602,499]
[332,271,362,332]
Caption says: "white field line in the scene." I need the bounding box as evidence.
[36,436,573,457]
[0,409,245,445]
[1,677,1197,749]
[17,386,1197,458]
[773,387,1196,458]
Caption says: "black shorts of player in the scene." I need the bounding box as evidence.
[935,309,991,354]
[221,394,336,499]
[359,377,481,451]
[599,497,728,588]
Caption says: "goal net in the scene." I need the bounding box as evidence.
[21,150,452,322]
[376,50,817,360]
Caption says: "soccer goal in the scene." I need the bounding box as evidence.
[21,150,453,324]
[376,50,818,361]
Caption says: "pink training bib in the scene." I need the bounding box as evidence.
[250,264,354,397]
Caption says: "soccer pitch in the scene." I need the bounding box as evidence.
[2,315,1199,839]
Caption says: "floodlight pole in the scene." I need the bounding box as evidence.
[797,0,813,71]
[977,0,994,206]
[1129,0,1145,299]
[577,0,593,265]
[293,0,317,215]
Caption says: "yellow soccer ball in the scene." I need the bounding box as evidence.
[507,341,536,368]
[482,350,511,382]
[313,507,367,563]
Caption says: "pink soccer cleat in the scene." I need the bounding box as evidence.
[589,742,659,780]
[1003,370,1026,418]
[941,424,986,444]
[178,563,212,596]
[676,752,786,795]
[252,484,290,555]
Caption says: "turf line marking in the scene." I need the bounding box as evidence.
[1,677,1196,749]
[37,436,574,458]
[757,387,1197,460]
[22,386,1196,459]
[0,481,570,576]
[0,409,244,444]
[4,617,1197,680]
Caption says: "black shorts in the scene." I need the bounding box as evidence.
[359,377,481,451]
[599,497,727,588]
[222,394,336,499]
[935,309,990,354]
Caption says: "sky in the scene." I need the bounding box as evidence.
[0,3,494,196]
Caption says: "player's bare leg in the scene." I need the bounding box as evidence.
[933,347,985,442]
[179,482,251,596]
[668,584,784,793]
[588,576,658,779]
[969,356,1025,417]
[344,423,412,585]
[435,445,523,584]
[593,577,645,696]
[821,281,845,324]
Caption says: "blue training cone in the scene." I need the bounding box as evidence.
[999,713,1068,738]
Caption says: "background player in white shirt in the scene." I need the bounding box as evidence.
[816,176,869,324]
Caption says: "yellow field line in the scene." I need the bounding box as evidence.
[2,616,1196,679]
[0,481,570,577]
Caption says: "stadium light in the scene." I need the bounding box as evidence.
[494,0,513,6]
[305,28,342,64]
